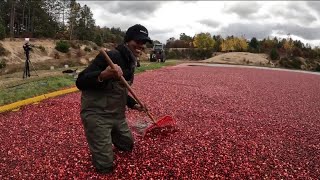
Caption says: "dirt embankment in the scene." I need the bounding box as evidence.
[0,38,152,75]
[1,39,100,63]
[202,52,275,67]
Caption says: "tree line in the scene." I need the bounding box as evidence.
[0,0,125,44]
[166,33,320,60]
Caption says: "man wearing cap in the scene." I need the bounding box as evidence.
[76,24,152,174]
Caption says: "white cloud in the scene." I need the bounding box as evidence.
[79,1,320,47]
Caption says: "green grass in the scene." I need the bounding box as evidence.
[0,60,180,106]
[0,75,76,106]
[136,61,178,73]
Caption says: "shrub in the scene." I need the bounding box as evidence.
[165,48,213,60]
[94,35,103,47]
[38,45,46,52]
[279,57,302,69]
[315,64,320,72]
[165,49,181,59]
[69,41,80,49]
[0,44,6,56]
[279,57,289,67]
[84,46,91,52]
[291,58,303,69]
[292,47,303,57]
[270,48,279,60]
[0,44,10,56]
[0,58,6,69]
[55,40,70,53]
[83,40,90,45]
[54,52,60,59]
[259,62,265,66]
[189,49,213,60]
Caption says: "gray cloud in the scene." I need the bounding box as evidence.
[216,22,320,40]
[151,28,174,35]
[81,1,168,30]
[148,27,177,43]
[271,2,317,25]
[224,2,261,19]
[107,1,165,18]
[252,13,271,20]
[93,11,137,30]
[81,1,166,18]
[275,24,320,40]
[199,19,220,28]
[223,2,317,25]
[307,1,320,15]
[216,23,273,39]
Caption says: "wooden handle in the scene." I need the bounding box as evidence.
[100,49,157,123]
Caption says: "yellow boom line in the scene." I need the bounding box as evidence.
[0,87,79,113]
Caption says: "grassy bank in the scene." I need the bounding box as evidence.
[0,75,76,105]
[0,60,180,106]
[135,60,178,73]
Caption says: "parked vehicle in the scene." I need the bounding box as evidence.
[150,43,166,62]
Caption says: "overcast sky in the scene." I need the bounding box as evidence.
[78,1,320,47]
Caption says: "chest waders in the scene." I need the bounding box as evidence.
[80,80,134,170]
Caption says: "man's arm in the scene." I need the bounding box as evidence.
[127,95,147,111]
[76,51,117,91]
[127,95,137,109]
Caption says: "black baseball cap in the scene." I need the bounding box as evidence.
[124,24,152,44]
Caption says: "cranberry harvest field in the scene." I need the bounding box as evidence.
[0,65,319,179]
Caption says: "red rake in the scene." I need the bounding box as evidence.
[100,49,176,136]
[143,115,176,134]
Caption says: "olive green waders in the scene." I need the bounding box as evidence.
[80,80,134,171]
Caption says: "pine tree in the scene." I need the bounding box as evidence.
[0,17,5,40]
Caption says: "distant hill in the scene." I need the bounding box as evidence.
[202,52,274,67]
[202,52,320,72]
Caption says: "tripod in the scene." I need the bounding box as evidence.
[22,52,38,79]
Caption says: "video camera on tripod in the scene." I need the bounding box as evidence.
[22,38,38,79]
[23,42,33,53]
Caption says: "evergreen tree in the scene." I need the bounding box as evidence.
[0,17,5,40]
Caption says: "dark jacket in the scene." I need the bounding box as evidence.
[76,44,138,108]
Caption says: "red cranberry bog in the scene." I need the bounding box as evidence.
[1,64,320,179]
